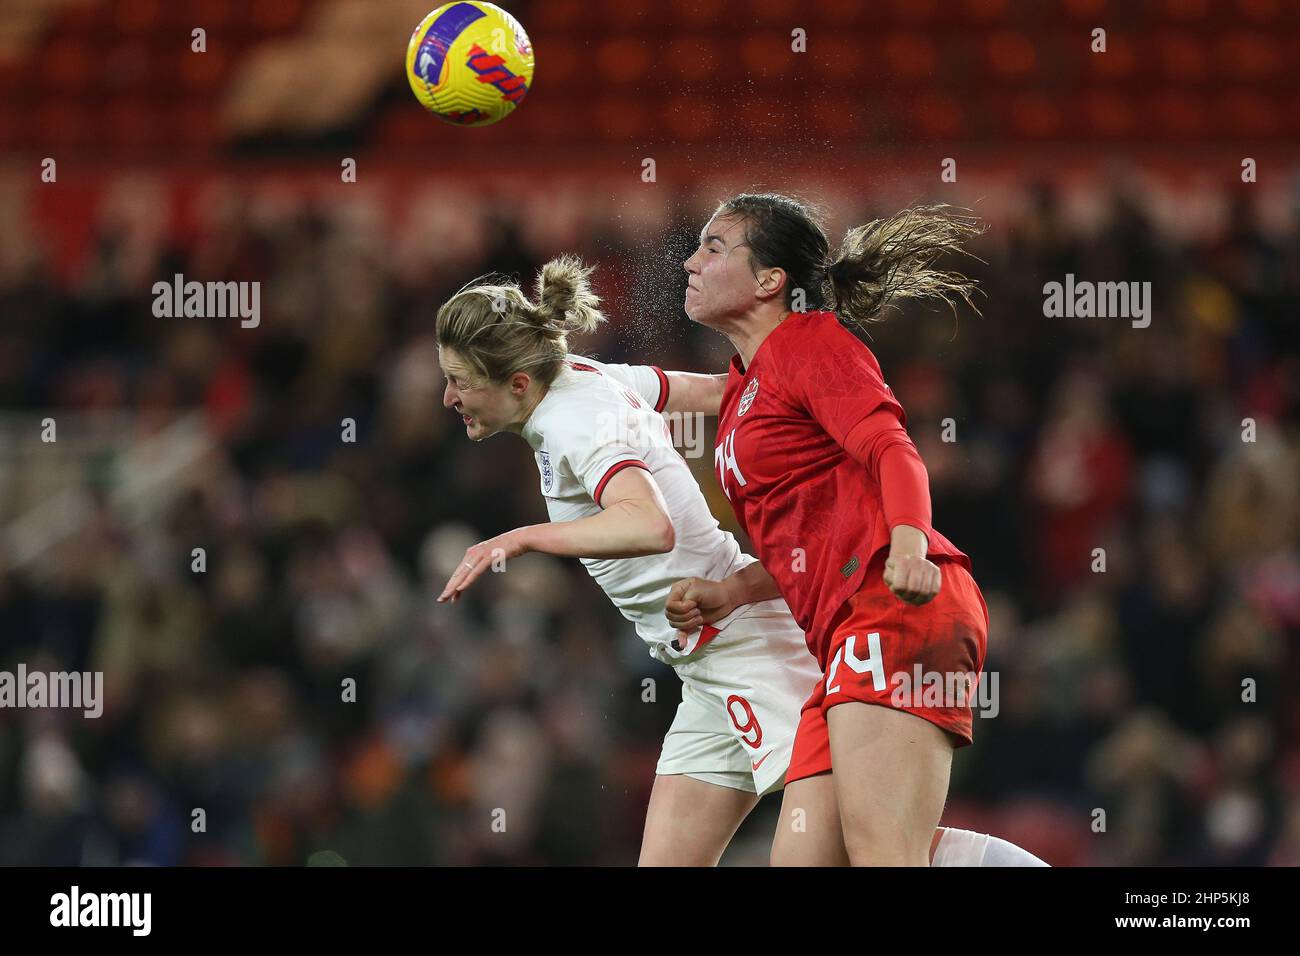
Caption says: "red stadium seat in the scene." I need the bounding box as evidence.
[591,96,652,142]
[103,97,167,151]
[811,34,870,85]
[1162,0,1212,20]
[101,43,156,97]
[749,0,801,26]
[1157,33,1208,85]
[606,0,654,31]
[0,59,23,101]
[372,108,435,149]
[1147,92,1207,139]
[810,95,870,139]
[1216,92,1281,138]
[534,39,580,90]
[1236,0,1283,22]
[735,98,790,141]
[1214,32,1284,82]
[664,36,721,83]
[252,0,308,33]
[178,45,231,94]
[911,92,965,140]
[658,97,717,143]
[986,31,1037,80]
[1084,35,1136,80]
[595,38,651,86]
[740,32,798,81]
[1082,90,1138,137]
[188,0,235,32]
[670,0,727,29]
[1062,0,1108,18]
[962,0,1012,23]
[888,0,940,26]
[43,37,92,96]
[113,0,163,36]
[0,106,17,151]
[1010,92,1063,140]
[816,0,869,27]
[531,0,584,31]
[172,103,220,150]
[881,33,938,84]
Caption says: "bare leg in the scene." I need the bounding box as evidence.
[638,773,760,866]
[827,702,954,866]
[772,774,1029,867]
[770,773,850,866]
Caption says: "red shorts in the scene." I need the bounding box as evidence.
[786,555,989,784]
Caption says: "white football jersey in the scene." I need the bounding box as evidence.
[520,356,762,663]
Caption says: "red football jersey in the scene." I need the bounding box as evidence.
[714,310,971,647]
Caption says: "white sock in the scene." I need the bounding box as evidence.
[932,828,1050,867]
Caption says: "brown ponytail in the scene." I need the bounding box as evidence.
[823,204,986,329]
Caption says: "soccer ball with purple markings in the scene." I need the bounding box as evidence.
[405,2,535,127]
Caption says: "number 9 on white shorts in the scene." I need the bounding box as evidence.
[654,598,821,797]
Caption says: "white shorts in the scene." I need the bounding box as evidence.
[655,597,820,796]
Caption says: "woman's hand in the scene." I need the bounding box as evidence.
[883,553,942,606]
[438,528,532,603]
[882,524,940,606]
[665,576,738,634]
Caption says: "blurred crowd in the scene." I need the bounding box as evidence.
[0,175,1298,866]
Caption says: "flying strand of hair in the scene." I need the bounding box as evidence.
[825,204,988,330]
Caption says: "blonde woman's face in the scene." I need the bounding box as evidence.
[682,212,756,326]
[438,346,516,441]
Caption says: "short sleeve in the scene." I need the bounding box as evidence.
[575,357,669,413]
[544,390,653,507]
[779,315,906,448]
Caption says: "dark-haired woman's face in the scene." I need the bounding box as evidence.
[682,213,758,327]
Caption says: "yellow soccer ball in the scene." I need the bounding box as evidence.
[405,2,535,127]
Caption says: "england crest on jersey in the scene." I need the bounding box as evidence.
[738,376,760,417]
[539,450,554,493]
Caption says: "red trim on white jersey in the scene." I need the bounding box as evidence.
[651,366,669,413]
[673,623,720,656]
[593,459,650,507]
